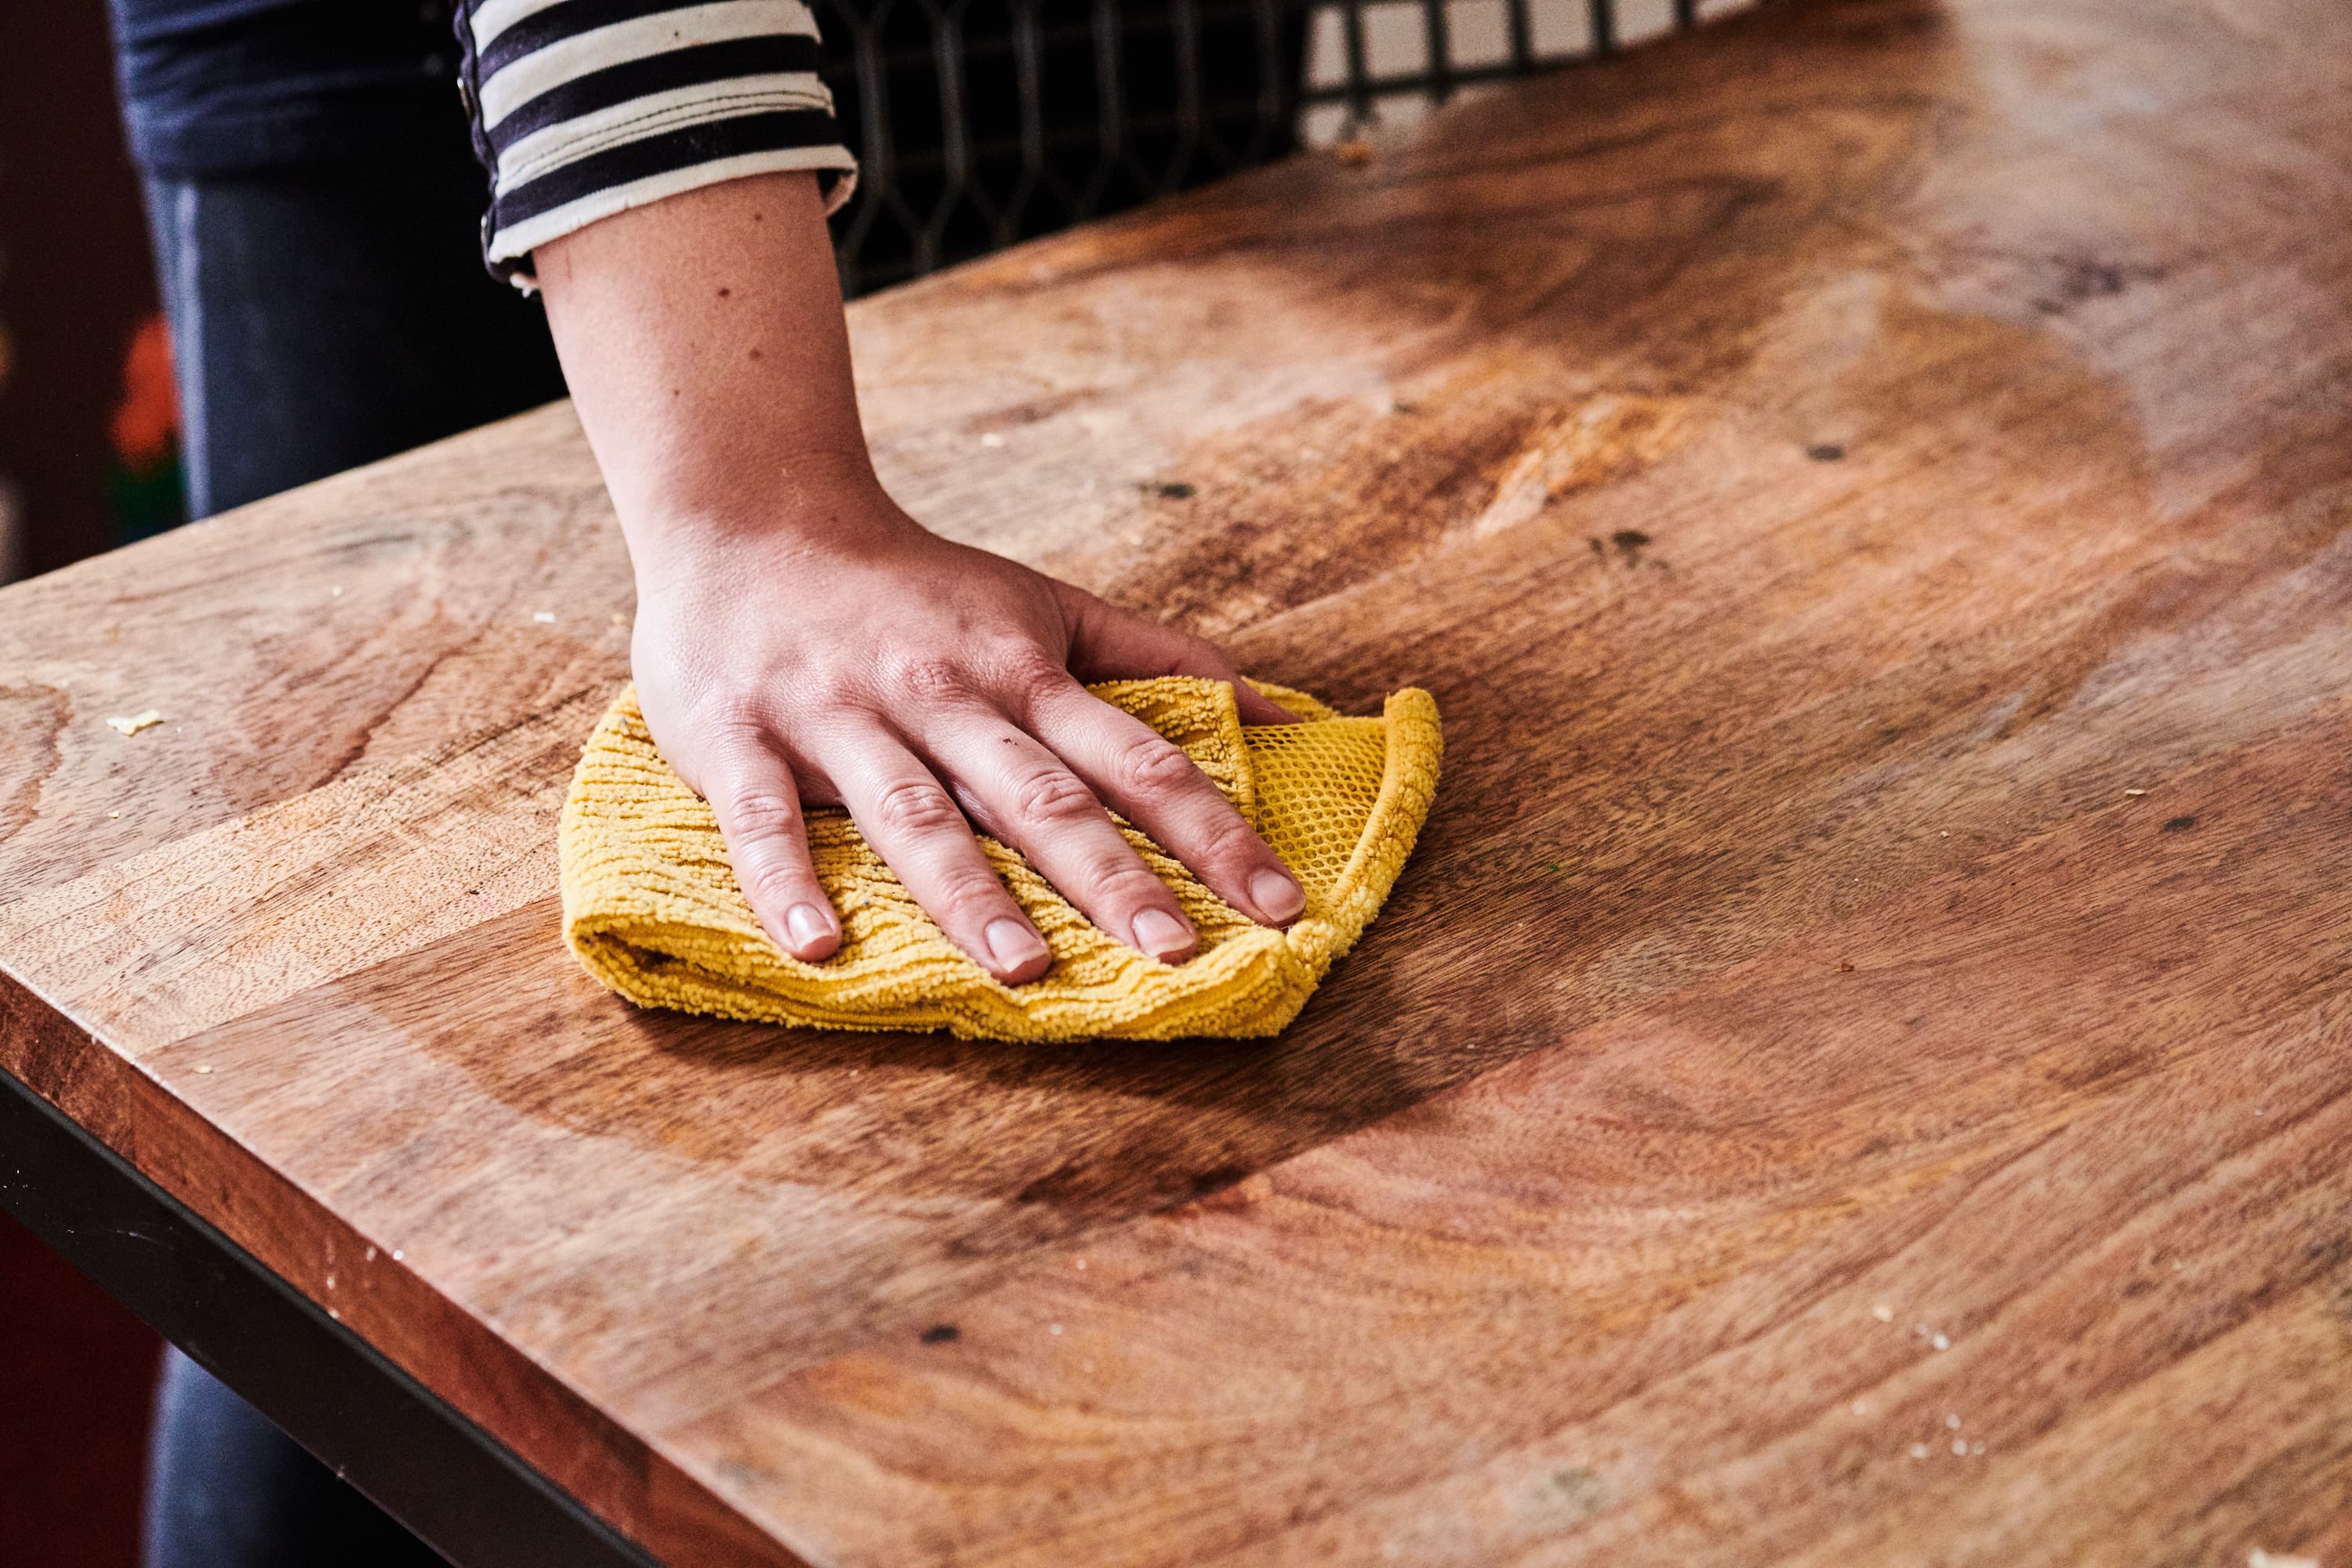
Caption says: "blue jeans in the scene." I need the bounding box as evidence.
[144,1351,448,1567]
[135,143,562,1568]
[141,154,565,519]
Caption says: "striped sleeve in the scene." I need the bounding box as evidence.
[454,0,859,288]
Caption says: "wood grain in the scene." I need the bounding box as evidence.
[4,0,2350,1561]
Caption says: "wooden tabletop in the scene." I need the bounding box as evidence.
[5,0,2350,1560]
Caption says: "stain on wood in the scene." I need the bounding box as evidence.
[3,0,2350,1562]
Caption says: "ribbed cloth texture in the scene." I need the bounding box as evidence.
[559,677,1443,1039]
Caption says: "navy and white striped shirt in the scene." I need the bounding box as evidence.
[455,0,858,282]
[111,0,858,287]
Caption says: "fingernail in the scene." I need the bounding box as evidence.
[1131,907,1193,962]
[1250,868,1306,922]
[985,916,1048,975]
[786,902,835,952]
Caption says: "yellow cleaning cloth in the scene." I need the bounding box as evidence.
[559,677,1441,1040]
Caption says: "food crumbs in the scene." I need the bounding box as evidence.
[2124,787,2147,797]
[1048,1323,1064,1336]
[609,612,627,626]
[1945,1414,1962,1429]
[1909,1443,1929,1460]
[1951,1438,1969,1457]
[1838,960,1857,974]
[1931,1333,1951,1351]
[1871,1305,1894,1323]
[194,1065,213,1074]
[1971,1442,1985,1456]
[1851,1399,1869,1416]
[330,585,343,597]
[532,611,557,623]
[1333,137,1373,166]
[365,1247,377,1262]
[107,810,122,818]
[979,432,1007,448]
[2249,1553,2321,1568]
[108,710,163,736]
[391,1250,404,1261]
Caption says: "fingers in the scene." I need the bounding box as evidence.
[685,572,1311,988]
[698,732,843,962]
[1058,583,1302,725]
[820,728,1054,985]
[1024,677,1307,927]
[920,709,1205,964]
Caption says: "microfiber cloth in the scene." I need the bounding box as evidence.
[558,677,1441,1040]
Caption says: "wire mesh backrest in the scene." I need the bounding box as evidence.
[817,0,1744,294]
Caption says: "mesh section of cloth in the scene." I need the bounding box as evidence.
[559,676,1442,1040]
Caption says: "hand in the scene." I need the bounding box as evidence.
[535,169,1301,981]
[627,478,1305,983]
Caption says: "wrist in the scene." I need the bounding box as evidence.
[621,461,924,593]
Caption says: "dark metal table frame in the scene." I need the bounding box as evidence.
[0,1064,655,1568]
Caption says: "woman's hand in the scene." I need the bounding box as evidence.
[628,485,1304,982]
[535,171,1302,982]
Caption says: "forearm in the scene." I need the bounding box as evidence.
[534,170,888,575]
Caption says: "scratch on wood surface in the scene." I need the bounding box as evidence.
[1467,394,1691,539]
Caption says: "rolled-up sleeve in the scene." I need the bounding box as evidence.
[455,0,859,287]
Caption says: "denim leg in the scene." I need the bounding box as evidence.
[143,1348,448,1568]
[136,151,567,521]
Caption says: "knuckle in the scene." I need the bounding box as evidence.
[1192,808,1266,866]
[742,858,811,906]
[1083,858,1176,909]
[699,702,762,738]
[724,789,802,837]
[694,692,784,745]
[1011,768,1102,831]
[869,776,965,836]
[683,715,764,779]
[927,864,1011,921]
[887,654,970,706]
[996,648,1074,713]
[1112,735,1200,797]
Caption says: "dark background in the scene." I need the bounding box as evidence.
[1,1206,160,1565]
[0,1,172,588]
[0,8,170,1564]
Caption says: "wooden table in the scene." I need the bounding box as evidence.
[5,0,2350,1560]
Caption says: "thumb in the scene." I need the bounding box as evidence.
[1057,583,1301,725]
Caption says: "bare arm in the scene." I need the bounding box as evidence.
[535,171,1305,984]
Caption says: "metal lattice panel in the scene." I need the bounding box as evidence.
[818,0,1749,294]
